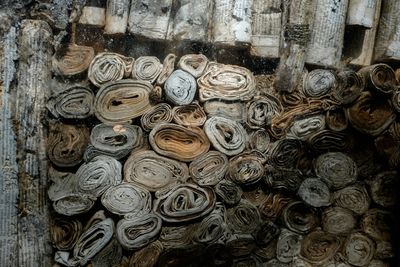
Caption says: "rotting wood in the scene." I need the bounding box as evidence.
[15,19,53,266]
[0,25,19,267]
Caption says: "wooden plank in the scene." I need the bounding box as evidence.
[16,19,53,267]
[0,25,19,267]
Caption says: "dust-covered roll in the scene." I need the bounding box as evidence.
[88,52,134,87]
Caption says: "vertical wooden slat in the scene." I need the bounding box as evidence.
[0,25,19,267]
[16,19,53,267]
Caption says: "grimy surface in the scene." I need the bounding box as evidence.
[1,0,400,266]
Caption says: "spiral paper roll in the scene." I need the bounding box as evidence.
[132,56,163,83]
[91,239,122,267]
[189,150,228,186]
[87,124,143,160]
[53,44,94,76]
[47,84,94,119]
[314,152,357,189]
[204,116,247,156]
[226,234,257,257]
[347,91,396,136]
[141,103,173,131]
[116,213,162,250]
[76,155,122,197]
[124,150,189,192]
[276,229,303,263]
[252,220,280,246]
[301,230,341,265]
[247,129,270,153]
[172,102,206,127]
[259,193,291,219]
[326,108,348,132]
[47,122,89,167]
[164,69,197,105]
[192,203,229,244]
[203,100,247,122]
[333,184,370,215]
[198,62,256,102]
[51,217,82,251]
[322,206,356,234]
[154,183,216,223]
[308,129,354,153]
[178,54,208,78]
[358,63,397,94]
[391,90,400,112]
[88,52,134,87]
[53,193,96,216]
[227,200,261,234]
[298,178,332,207]
[287,113,326,140]
[94,79,153,124]
[302,69,337,98]
[149,123,210,162]
[159,225,193,248]
[246,95,283,128]
[361,209,393,241]
[332,70,364,105]
[343,232,375,266]
[227,151,265,185]
[101,183,152,215]
[128,241,163,267]
[73,218,114,266]
[157,53,177,85]
[264,168,304,192]
[282,201,318,234]
[215,179,243,206]
[266,139,304,170]
[370,171,398,207]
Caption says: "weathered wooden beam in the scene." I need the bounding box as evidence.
[16,19,53,266]
[0,25,19,267]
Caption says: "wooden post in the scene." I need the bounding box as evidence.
[274,0,315,93]
[16,20,53,266]
[306,0,349,67]
[374,0,400,61]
